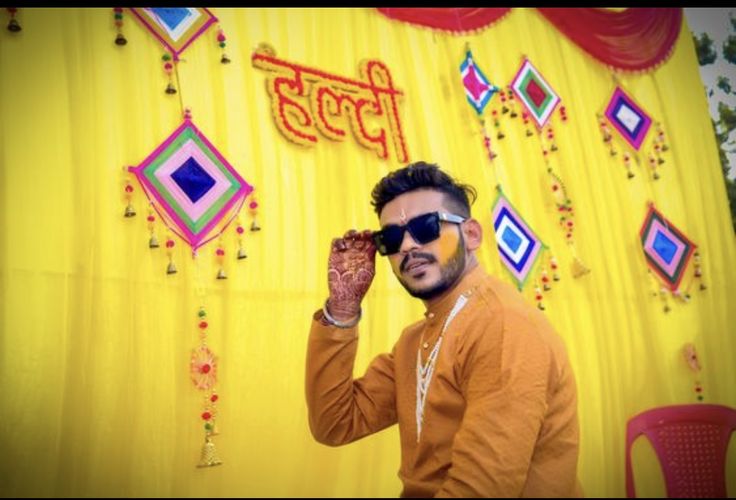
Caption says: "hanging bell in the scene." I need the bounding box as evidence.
[165,82,177,95]
[221,53,231,64]
[553,273,560,282]
[250,218,261,232]
[149,234,159,249]
[216,268,227,280]
[115,33,127,45]
[653,172,660,180]
[661,144,669,152]
[525,129,533,137]
[196,436,223,468]
[7,18,21,32]
[502,105,509,114]
[627,170,635,179]
[537,302,545,311]
[657,157,665,165]
[510,110,518,118]
[543,283,551,292]
[699,283,707,291]
[166,261,177,275]
[663,304,671,313]
[497,131,505,140]
[124,203,136,218]
[550,143,558,152]
[237,247,247,260]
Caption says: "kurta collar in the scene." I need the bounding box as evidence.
[423,264,486,321]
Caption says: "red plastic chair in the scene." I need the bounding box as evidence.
[625,404,736,498]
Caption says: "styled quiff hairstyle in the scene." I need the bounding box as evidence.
[370,161,477,218]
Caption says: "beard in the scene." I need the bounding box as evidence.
[398,233,467,301]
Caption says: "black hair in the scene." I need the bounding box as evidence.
[370,161,477,217]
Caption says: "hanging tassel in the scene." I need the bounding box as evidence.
[541,269,551,291]
[547,126,558,152]
[507,86,518,118]
[163,53,177,94]
[550,255,560,282]
[534,283,545,311]
[113,7,127,45]
[491,109,504,140]
[499,90,509,114]
[235,222,247,259]
[693,250,706,291]
[480,119,497,162]
[216,27,230,64]
[215,247,227,279]
[197,435,223,468]
[559,105,568,124]
[166,239,177,274]
[123,181,136,217]
[648,153,659,180]
[249,197,261,232]
[522,111,533,137]
[147,211,159,248]
[6,8,21,32]
[623,152,635,179]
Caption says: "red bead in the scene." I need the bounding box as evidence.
[147,215,155,222]
[491,110,497,116]
[695,387,702,392]
[236,226,244,234]
[201,411,212,420]
[566,233,572,239]
[216,248,225,256]
[164,62,173,71]
[199,321,208,330]
[561,116,568,122]
[249,201,258,210]
[200,363,211,374]
[115,20,123,27]
[210,394,219,402]
[166,240,175,248]
[125,185,133,193]
[552,184,559,191]
[567,221,574,227]
[114,7,123,13]
[535,295,543,301]
[542,276,549,283]
[217,33,226,42]
[551,263,558,269]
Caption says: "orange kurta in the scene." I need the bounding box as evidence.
[306,265,581,497]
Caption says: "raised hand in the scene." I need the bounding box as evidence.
[326,229,377,321]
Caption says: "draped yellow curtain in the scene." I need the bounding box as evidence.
[1,8,734,498]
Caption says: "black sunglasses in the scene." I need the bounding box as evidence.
[372,211,466,256]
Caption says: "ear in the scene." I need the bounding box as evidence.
[462,217,483,251]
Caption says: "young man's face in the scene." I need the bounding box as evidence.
[378,189,468,301]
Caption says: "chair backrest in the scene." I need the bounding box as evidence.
[625,404,736,498]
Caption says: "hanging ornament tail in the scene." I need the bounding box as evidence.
[113,7,127,45]
[6,8,21,32]
[217,26,230,64]
[163,53,177,94]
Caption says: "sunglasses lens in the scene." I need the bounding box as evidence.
[407,213,441,244]
[374,225,404,256]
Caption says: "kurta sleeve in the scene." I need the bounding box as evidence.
[305,311,398,446]
[434,305,574,498]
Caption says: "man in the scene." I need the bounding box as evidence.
[305,161,581,497]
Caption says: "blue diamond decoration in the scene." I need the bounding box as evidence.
[502,226,522,253]
[149,8,191,31]
[653,230,677,265]
[171,157,216,203]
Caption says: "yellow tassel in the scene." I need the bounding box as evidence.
[196,436,223,468]
[571,257,590,278]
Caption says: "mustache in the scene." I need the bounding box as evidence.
[400,252,437,273]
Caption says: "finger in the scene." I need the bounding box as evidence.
[343,229,358,240]
[331,237,347,252]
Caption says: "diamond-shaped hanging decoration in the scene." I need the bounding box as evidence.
[128,119,252,252]
[604,86,652,151]
[640,204,696,291]
[460,50,499,115]
[491,190,546,289]
[129,8,217,60]
[510,58,560,128]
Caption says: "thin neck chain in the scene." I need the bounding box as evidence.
[415,292,470,442]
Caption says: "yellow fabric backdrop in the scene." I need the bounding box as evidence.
[0,8,734,497]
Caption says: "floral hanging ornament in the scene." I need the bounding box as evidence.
[459,46,499,163]
[113,7,126,45]
[126,109,253,274]
[191,307,223,467]
[235,218,247,260]
[248,194,261,232]
[162,53,177,95]
[6,8,21,33]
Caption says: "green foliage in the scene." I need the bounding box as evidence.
[718,101,736,134]
[724,35,736,65]
[717,76,733,95]
[694,32,717,65]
